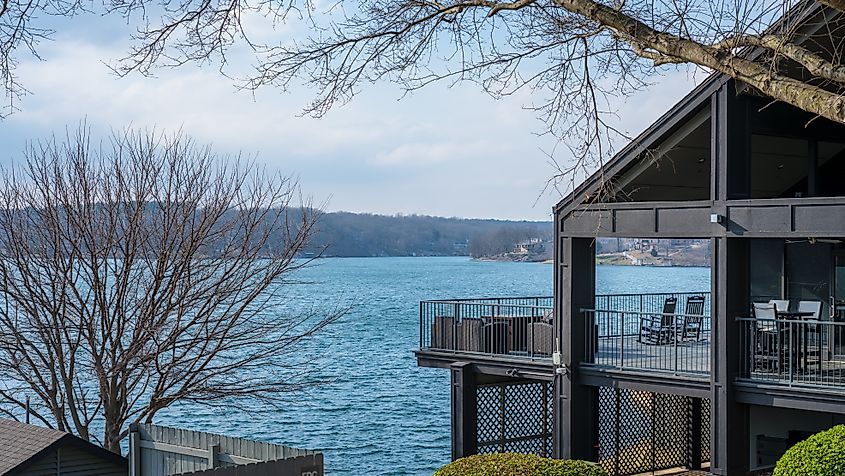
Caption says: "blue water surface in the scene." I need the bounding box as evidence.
[155,257,709,475]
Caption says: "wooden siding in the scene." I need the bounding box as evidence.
[20,446,126,476]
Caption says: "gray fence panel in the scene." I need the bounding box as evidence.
[129,423,320,476]
[180,454,323,476]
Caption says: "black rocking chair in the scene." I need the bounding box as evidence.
[638,297,678,345]
[680,296,706,342]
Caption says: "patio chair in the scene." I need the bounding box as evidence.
[752,302,780,371]
[431,315,455,350]
[769,299,791,314]
[458,317,484,352]
[797,300,823,369]
[797,300,822,320]
[482,320,510,354]
[638,297,678,345]
[527,321,554,355]
[679,296,706,341]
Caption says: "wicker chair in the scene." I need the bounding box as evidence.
[526,322,554,355]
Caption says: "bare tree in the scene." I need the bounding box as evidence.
[5,0,845,188]
[0,126,339,452]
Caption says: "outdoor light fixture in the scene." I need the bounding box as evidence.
[710,213,724,224]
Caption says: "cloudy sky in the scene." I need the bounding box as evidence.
[0,12,701,221]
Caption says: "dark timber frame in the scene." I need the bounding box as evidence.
[418,5,845,474]
[554,67,845,473]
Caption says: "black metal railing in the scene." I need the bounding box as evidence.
[595,292,711,318]
[738,317,845,388]
[420,297,554,360]
[419,293,711,365]
[582,309,711,375]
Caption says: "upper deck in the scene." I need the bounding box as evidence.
[417,290,845,401]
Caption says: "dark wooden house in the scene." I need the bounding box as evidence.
[0,419,128,476]
[416,2,845,475]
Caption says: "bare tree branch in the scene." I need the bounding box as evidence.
[0,125,342,451]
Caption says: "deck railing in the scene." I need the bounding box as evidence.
[738,317,845,389]
[419,292,711,366]
[582,309,711,375]
[594,292,711,318]
[420,297,554,360]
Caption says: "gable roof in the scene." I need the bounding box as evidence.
[0,419,127,475]
[553,0,829,216]
[0,419,65,474]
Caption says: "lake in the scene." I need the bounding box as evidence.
[155,257,710,475]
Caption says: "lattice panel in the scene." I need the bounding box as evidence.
[598,387,711,476]
[700,397,711,463]
[476,385,504,447]
[476,380,553,457]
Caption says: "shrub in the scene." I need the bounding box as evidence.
[774,425,845,476]
[434,453,608,476]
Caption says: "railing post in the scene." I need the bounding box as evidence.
[129,424,141,476]
[420,301,424,349]
[453,302,459,354]
[674,316,679,374]
[788,321,794,386]
[619,312,625,368]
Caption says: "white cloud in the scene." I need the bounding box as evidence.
[0,20,705,221]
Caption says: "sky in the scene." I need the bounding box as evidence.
[0,12,703,221]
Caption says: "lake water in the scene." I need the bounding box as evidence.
[155,257,709,475]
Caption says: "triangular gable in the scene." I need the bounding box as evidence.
[555,0,832,218]
[554,73,725,217]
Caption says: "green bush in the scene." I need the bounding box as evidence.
[774,425,845,476]
[434,453,608,476]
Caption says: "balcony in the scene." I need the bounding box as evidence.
[581,292,712,378]
[417,293,712,377]
[419,297,555,363]
[738,318,845,390]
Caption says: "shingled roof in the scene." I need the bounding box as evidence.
[0,419,127,475]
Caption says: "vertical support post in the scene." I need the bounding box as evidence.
[709,81,751,475]
[688,397,703,470]
[129,423,142,476]
[557,236,597,461]
[711,236,751,474]
[450,362,477,460]
[207,442,220,469]
[710,81,750,476]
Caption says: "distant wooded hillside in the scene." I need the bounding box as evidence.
[302,211,552,257]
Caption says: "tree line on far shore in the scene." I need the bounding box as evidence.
[301,212,552,258]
